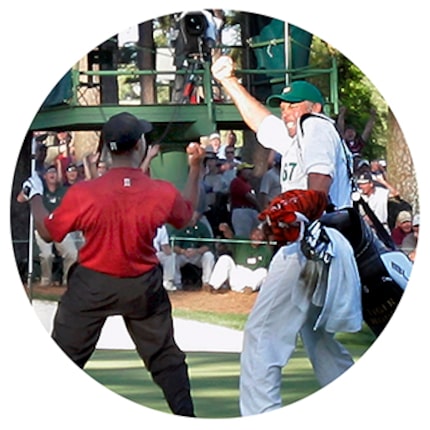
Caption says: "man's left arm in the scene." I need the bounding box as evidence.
[303,117,335,196]
[18,172,53,242]
[307,173,332,196]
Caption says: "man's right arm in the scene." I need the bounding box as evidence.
[168,143,205,229]
[212,56,271,132]
[181,142,205,209]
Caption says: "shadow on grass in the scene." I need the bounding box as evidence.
[85,326,375,419]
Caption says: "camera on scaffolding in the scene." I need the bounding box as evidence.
[173,10,217,65]
[170,10,219,103]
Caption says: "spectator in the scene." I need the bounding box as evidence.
[63,162,86,247]
[96,159,108,177]
[230,162,261,237]
[203,151,229,236]
[203,152,228,206]
[17,165,78,286]
[82,153,98,179]
[208,132,222,155]
[353,156,370,176]
[140,143,161,176]
[63,163,82,187]
[221,145,240,189]
[259,152,282,208]
[356,171,391,231]
[170,214,216,289]
[218,129,237,159]
[204,223,274,294]
[369,158,399,196]
[391,210,413,247]
[153,225,178,291]
[387,195,413,232]
[337,106,376,156]
[54,131,75,182]
[83,151,110,179]
[370,159,386,181]
[401,213,419,261]
[196,184,214,238]
[33,133,49,174]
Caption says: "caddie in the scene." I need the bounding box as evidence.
[212,55,362,416]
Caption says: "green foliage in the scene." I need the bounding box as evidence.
[309,37,389,160]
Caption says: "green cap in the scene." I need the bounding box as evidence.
[237,162,255,171]
[267,81,325,107]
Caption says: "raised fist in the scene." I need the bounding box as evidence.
[186,142,205,168]
[211,56,235,82]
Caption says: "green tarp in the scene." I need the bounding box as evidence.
[41,71,73,108]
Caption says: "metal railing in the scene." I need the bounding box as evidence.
[68,55,339,114]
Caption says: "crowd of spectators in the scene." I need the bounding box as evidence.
[19,116,418,291]
[352,155,418,261]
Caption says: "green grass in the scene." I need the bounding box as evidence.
[27,290,61,302]
[85,349,321,418]
[173,308,248,331]
[85,323,375,419]
[32,286,376,418]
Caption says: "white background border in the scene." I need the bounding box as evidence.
[1,2,428,429]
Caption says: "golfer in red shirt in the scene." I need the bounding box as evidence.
[22,112,204,417]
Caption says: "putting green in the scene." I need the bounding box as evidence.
[85,328,374,418]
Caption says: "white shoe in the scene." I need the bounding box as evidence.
[163,281,177,291]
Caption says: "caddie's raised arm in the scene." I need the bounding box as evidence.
[211,55,271,132]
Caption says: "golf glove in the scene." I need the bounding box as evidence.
[22,171,44,201]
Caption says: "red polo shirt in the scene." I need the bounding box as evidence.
[230,176,254,209]
[45,167,193,277]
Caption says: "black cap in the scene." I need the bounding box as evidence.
[356,171,373,184]
[102,112,153,153]
[44,164,57,174]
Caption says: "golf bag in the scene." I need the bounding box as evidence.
[303,207,412,337]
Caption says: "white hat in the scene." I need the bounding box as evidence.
[396,210,412,224]
[413,214,420,226]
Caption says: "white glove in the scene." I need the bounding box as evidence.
[22,171,44,201]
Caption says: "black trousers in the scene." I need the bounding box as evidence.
[52,263,194,417]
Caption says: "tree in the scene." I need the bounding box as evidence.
[310,37,418,209]
[138,20,156,104]
[309,37,388,160]
[386,109,419,212]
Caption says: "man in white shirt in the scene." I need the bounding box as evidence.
[356,171,390,231]
[153,225,177,291]
[212,55,359,416]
